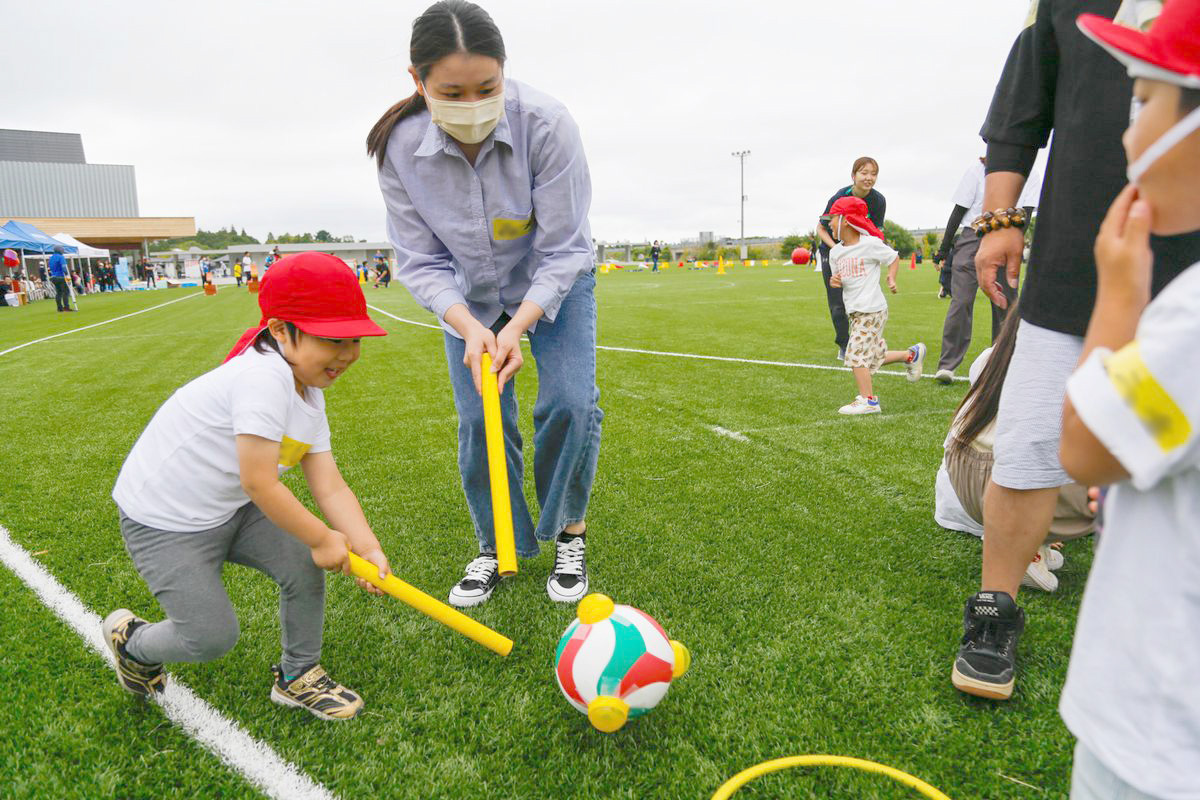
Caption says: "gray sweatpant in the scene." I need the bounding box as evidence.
[936,228,1018,372]
[119,502,325,676]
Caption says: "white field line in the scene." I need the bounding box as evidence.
[366,304,969,382]
[0,292,203,357]
[709,426,749,442]
[0,297,336,800]
[0,525,335,800]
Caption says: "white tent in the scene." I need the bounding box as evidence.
[52,232,109,258]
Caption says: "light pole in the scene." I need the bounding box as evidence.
[731,150,750,260]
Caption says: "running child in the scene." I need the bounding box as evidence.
[825,195,925,414]
[1058,5,1200,795]
[104,251,391,721]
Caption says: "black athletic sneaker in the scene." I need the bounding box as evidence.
[102,609,165,698]
[547,532,588,603]
[952,591,1025,700]
[448,553,500,608]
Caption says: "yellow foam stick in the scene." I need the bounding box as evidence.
[712,755,952,800]
[480,353,518,577]
[348,552,513,656]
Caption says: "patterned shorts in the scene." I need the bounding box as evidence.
[845,309,888,372]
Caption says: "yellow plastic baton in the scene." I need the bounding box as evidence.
[480,352,518,576]
[348,552,513,656]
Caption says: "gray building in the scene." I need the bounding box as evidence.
[0,129,139,218]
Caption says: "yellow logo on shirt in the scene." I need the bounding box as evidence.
[493,216,535,241]
[278,436,312,468]
[1105,341,1191,452]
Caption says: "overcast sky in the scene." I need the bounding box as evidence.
[6,0,1042,244]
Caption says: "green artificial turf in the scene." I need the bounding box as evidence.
[0,267,1088,799]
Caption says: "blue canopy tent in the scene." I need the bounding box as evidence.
[1,220,77,253]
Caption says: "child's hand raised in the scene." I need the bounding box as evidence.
[311,529,351,574]
[354,548,391,597]
[1094,184,1153,305]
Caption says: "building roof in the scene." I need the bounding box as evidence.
[0,129,86,163]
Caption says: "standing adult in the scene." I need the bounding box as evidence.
[932,157,1041,383]
[816,157,886,360]
[650,240,661,272]
[368,0,602,608]
[950,0,1200,701]
[48,246,73,312]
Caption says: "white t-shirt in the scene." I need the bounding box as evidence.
[1059,261,1200,800]
[951,162,1043,225]
[113,347,331,532]
[829,236,899,314]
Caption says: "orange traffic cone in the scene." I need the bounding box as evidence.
[910,253,917,270]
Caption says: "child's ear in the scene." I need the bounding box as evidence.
[267,318,289,343]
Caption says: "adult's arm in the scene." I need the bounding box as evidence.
[377,159,466,323]
[975,0,1058,308]
[523,110,594,324]
[936,205,968,263]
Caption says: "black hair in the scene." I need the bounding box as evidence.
[366,0,506,167]
[947,299,1022,458]
[252,322,300,356]
[1180,87,1200,115]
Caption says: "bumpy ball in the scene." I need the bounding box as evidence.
[555,593,690,733]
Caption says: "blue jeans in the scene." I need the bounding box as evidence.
[443,272,603,557]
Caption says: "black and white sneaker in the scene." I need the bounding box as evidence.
[448,554,500,608]
[102,609,165,698]
[547,532,588,603]
[951,591,1025,700]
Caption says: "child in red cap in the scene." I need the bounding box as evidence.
[104,252,391,721]
[825,195,926,415]
[1059,2,1200,796]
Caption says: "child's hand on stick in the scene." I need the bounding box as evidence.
[311,529,351,574]
[353,548,391,596]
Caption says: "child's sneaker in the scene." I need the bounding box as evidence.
[1021,546,1060,592]
[101,609,165,698]
[1046,545,1065,571]
[906,343,926,382]
[448,553,500,608]
[952,591,1025,700]
[838,395,881,415]
[547,532,588,603]
[270,664,363,720]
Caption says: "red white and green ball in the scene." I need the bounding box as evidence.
[554,593,691,733]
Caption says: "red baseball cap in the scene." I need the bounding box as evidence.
[1077,2,1200,88]
[224,251,387,362]
[825,195,886,240]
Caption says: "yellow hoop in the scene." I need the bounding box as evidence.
[712,755,952,800]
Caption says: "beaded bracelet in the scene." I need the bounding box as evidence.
[970,208,1027,236]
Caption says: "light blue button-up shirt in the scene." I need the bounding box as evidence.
[377,79,594,337]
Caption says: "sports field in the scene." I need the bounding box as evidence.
[0,264,1089,799]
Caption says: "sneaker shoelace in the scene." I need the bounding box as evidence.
[553,538,585,576]
[463,556,497,583]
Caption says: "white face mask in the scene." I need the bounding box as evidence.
[423,86,505,145]
[1127,100,1200,185]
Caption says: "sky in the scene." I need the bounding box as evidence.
[5,0,1042,245]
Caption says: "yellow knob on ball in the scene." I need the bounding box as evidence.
[670,640,691,679]
[587,696,630,733]
[577,593,615,624]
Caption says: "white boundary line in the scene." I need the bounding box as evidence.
[709,426,749,442]
[0,526,334,800]
[366,304,968,382]
[0,295,336,800]
[0,291,203,357]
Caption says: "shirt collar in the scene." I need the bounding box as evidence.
[412,106,514,159]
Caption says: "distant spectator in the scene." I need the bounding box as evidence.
[650,240,661,272]
[48,246,73,312]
